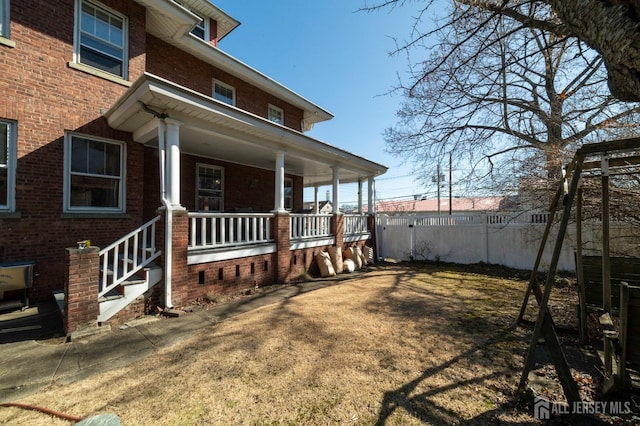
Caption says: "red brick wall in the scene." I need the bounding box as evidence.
[0,0,321,309]
[145,35,305,131]
[0,0,147,301]
[185,253,277,304]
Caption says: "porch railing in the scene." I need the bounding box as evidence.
[344,214,369,236]
[99,215,161,298]
[188,212,273,249]
[290,214,332,240]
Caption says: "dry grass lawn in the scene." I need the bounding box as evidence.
[0,263,603,424]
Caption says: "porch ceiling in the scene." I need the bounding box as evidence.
[104,73,387,187]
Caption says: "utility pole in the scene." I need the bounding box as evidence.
[433,165,445,215]
[437,163,441,215]
[449,152,452,215]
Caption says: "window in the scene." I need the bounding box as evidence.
[268,104,284,125]
[173,1,209,41]
[213,80,235,106]
[65,133,125,212]
[284,178,293,211]
[0,119,16,212]
[190,12,208,40]
[75,0,127,78]
[197,164,223,211]
[0,0,9,39]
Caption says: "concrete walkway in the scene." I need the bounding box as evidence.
[0,275,358,403]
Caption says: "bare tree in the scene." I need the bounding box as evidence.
[365,1,640,102]
[365,1,640,208]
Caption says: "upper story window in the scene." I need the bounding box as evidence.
[0,0,10,39]
[75,0,128,79]
[190,12,209,40]
[0,119,16,212]
[174,1,209,41]
[268,104,284,125]
[64,133,126,213]
[213,80,235,106]
[196,164,223,211]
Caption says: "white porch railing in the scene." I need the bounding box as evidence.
[188,212,273,250]
[290,214,332,239]
[99,216,161,298]
[344,214,369,235]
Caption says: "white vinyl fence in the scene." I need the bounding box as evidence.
[376,212,639,272]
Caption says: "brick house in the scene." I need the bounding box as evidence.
[0,0,386,334]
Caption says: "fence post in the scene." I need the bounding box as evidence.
[481,212,489,263]
[410,215,417,260]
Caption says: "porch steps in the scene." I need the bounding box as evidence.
[98,263,162,323]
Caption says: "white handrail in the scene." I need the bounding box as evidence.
[188,212,273,249]
[344,214,368,235]
[290,214,332,239]
[98,216,161,298]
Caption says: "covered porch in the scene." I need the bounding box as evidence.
[104,73,385,217]
[58,73,387,334]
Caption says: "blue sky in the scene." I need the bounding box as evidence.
[213,0,437,206]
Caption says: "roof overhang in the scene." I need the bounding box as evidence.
[104,73,387,187]
[132,0,333,131]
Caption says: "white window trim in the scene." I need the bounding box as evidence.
[196,163,224,212]
[174,1,210,42]
[63,132,127,213]
[191,11,209,41]
[268,104,284,125]
[0,119,16,212]
[0,0,11,40]
[72,0,129,80]
[212,79,236,106]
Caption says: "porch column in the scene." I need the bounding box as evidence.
[313,186,319,214]
[332,166,340,213]
[274,150,286,212]
[368,176,375,214]
[165,118,182,207]
[357,178,363,213]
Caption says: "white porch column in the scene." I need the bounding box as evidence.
[368,176,375,214]
[313,186,319,214]
[357,178,363,213]
[274,150,286,212]
[165,118,182,207]
[332,166,340,213]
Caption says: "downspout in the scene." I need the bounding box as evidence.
[141,103,173,309]
[157,119,173,309]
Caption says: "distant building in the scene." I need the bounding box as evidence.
[302,200,333,214]
[371,196,505,214]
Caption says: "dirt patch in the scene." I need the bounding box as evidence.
[0,262,638,424]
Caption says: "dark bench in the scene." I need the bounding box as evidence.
[600,283,640,394]
[575,254,640,339]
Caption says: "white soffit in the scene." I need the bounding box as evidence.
[104,73,387,186]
